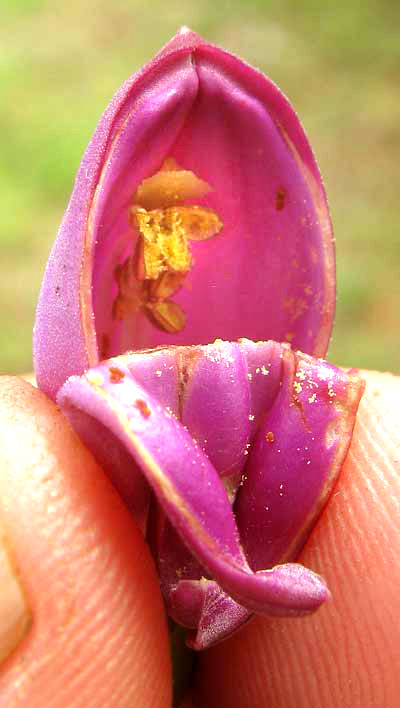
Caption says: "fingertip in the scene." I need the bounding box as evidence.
[0,377,172,707]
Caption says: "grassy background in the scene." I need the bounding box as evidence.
[1,0,399,374]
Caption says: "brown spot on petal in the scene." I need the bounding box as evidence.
[101,334,110,359]
[109,367,125,383]
[134,399,151,418]
[283,296,308,323]
[276,187,286,211]
[266,431,275,443]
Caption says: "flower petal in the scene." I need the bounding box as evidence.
[170,580,252,651]
[236,345,365,568]
[150,511,250,649]
[175,340,252,496]
[34,30,335,399]
[58,354,329,617]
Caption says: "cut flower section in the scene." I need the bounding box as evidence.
[34,29,335,400]
[58,339,364,648]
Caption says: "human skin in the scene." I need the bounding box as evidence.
[0,370,399,707]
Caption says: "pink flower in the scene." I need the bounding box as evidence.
[34,30,363,648]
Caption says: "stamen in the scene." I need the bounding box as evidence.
[173,206,222,242]
[112,259,148,319]
[113,159,223,332]
[146,300,187,333]
[148,271,187,300]
[132,207,192,279]
[135,158,211,209]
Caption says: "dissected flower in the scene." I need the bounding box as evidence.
[33,30,363,648]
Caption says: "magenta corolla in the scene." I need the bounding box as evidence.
[34,30,364,648]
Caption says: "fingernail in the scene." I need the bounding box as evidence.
[0,531,31,662]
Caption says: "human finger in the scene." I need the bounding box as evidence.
[0,377,171,707]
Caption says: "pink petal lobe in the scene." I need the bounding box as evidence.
[171,579,251,651]
[237,347,365,568]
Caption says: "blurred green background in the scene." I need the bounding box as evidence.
[1,0,399,374]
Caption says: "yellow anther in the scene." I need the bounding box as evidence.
[113,159,223,333]
[146,300,187,333]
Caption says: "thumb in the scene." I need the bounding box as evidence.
[198,369,400,707]
[0,377,172,707]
